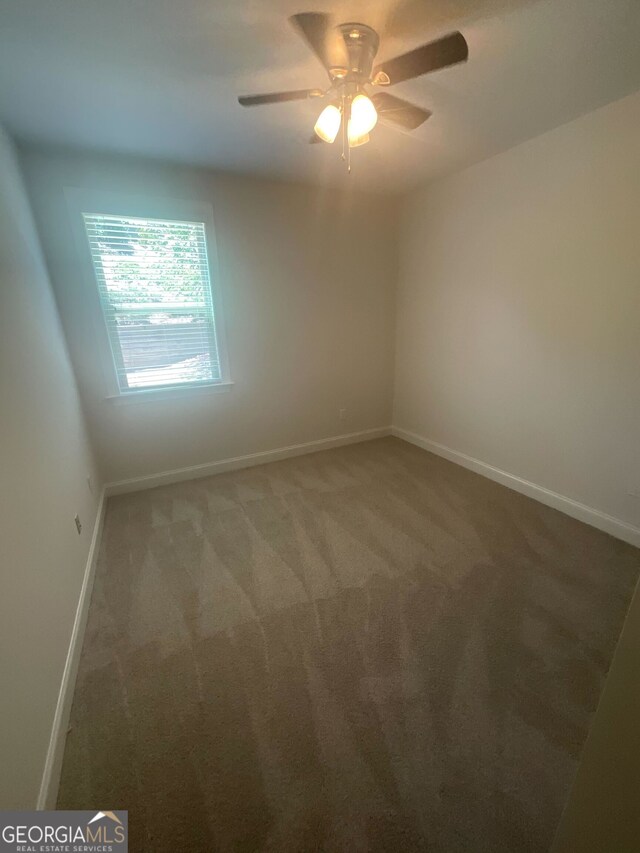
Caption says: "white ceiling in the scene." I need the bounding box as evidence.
[1,0,639,191]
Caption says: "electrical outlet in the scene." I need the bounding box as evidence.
[74,515,82,535]
[339,408,347,421]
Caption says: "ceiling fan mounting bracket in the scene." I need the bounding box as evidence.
[335,22,380,82]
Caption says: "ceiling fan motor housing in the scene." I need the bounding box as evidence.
[333,23,380,82]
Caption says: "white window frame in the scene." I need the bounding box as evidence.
[65,188,231,401]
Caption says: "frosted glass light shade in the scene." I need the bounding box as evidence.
[314,104,341,143]
[350,94,377,137]
[347,124,370,147]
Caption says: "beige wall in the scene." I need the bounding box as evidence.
[394,90,640,530]
[0,127,101,808]
[21,149,398,484]
[394,89,640,851]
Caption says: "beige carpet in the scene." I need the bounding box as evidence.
[58,437,640,852]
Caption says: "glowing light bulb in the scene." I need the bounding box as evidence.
[314,104,341,143]
[350,94,377,137]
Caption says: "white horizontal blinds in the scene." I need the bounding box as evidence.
[84,214,221,391]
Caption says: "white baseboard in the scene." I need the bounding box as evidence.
[392,426,640,549]
[37,488,107,810]
[105,427,392,496]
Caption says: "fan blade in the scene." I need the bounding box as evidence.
[309,133,323,144]
[373,31,468,85]
[238,89,320,107]
[372,92,432,130]
[289,12,349,74]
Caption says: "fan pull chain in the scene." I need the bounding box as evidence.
[341,95,352,173]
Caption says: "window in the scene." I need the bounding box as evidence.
[84,212,226,394]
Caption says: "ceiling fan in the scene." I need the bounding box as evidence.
[238,12,468,170]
